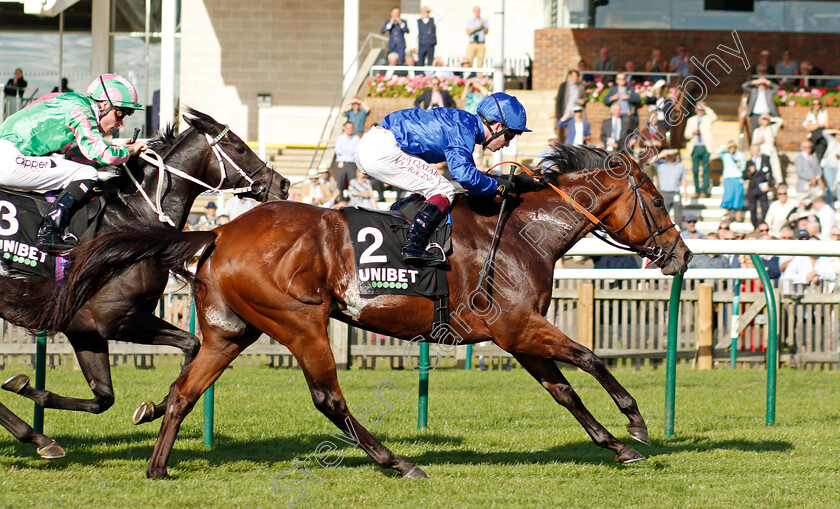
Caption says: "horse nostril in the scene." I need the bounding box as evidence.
[684,251,693,263]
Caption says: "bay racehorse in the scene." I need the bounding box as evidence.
[33,145,690,478]
[0,108,289,459]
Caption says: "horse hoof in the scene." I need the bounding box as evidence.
[615,447,645,464]
[147,467,171,480]
[402,465,428,479]
[627,425,651,445]
[36,440,66,459]
[132,401,156,425]
[2,374,30,394]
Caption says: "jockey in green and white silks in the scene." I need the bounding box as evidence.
[0,73,146,252]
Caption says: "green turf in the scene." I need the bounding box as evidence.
[1,364,838,508]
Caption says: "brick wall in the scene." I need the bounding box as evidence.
[534,28,840,94]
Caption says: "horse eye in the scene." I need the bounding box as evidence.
[653,199,664,208]
[236,145,246,154]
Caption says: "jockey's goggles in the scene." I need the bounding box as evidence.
[503,128,522,142]
[113,108,134,120]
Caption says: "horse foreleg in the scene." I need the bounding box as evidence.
[2,334,115,415]
[112,312,201,425]
[511,352,643,463]
[502,316,650,445]
[0,401,65,459]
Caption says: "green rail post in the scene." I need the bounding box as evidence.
[465,344,473,371]
[418,342,429,429]
[749,255,777,426]
[33,331,47,434]
[730,281,741,369]
[664,273,683,438]
[190,297,214,448]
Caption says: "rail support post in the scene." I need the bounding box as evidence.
[665,274,684,438]
[749,254,777,426]
[33,331,47,434]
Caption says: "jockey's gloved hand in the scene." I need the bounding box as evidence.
[495,175,515,197]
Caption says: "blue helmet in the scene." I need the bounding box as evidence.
[476,92,531,133]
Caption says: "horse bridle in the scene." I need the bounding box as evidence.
[489,161,678,266]
[124,124,277,226]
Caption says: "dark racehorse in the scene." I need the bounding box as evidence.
[32,145,691,478]
[0,108,289,459]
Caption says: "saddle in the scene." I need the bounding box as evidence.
[0,187,105,278]
[344,200,451,299]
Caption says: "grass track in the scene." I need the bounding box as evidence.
[1,364,838,508]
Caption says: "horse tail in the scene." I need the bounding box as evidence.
[32,228,217,332]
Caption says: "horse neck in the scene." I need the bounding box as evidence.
[117,132,212,230]
[515,169,627,262]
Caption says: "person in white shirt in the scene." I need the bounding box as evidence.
[764,184,797,237]
[812,194,836,239]
[335,121,360,193]
[223,195,254,220]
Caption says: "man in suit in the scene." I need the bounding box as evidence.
[744,144,774,228]
[558,107,591,146]
[416,6,438,67]
[414,76,456,109]
[683,101,719,198]
[601,103,632,152]
[742,77,780,133]
[794,139,822,195]
[381,7,409,65]
[555,70,587,135]
[593,46,616,81]
[603,73,642,126]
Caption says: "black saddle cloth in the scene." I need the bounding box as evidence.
[344,205,450,298]
[0,188,105,278]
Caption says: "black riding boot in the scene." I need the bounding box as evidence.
[401,202,445,266]
[36,180,96,253]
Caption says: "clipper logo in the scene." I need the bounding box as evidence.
[15,157,57,169]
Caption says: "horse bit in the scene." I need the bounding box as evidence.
[122,124,272,227]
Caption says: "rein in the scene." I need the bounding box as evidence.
[488,160,677,265]
[122,125,269,227]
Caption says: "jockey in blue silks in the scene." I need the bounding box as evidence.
[355,92,530,265]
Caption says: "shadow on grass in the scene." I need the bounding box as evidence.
[1,428,792,475]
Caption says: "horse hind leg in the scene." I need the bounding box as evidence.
[3,336,115,415]
[0,401,65,459]
[511,352,644,463]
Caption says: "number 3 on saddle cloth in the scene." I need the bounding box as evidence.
[345,204,451,299]
[0,188,104,279]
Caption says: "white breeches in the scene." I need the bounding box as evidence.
[354,127,455,203]
[0,139,98,191]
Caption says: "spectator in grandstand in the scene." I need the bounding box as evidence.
[600,103,633,152]
[603,73,642,126]
[718,141,746,222]
[669,44,694,78]
[431,57,453,78]
[347,168,376,209]
[684,101,718,198]
[775,50,798,86]
[557,106,591,146]
[295,168,340,208]
[742,77,780,134]
[803,98,830,161]
[51,77,72,93]
[223,195,254,220]
[344,97,370,135]
[820,129,840,205]
[751,49,776,77]
[654,149,686,225]
[415,76,456,109]
[751,114,783,184]
[780,237,836,287]
[382,52,408,78]
[812,194,835,239]
[416,6,439,67]
[765,184,797,237]
[461,77,488,114]
[578,59,594,84]
[465,6,489,68]
[644,79,673,144]
[623,60,639,85]
[794,140,822,195]
[798,61,824,87]
[3,68,27,119]
[645,48,667,82]
[555,70,587,126]
[195,201,218,231]
[403,53,417,77]
[688,232,730,269]
[335,121,360,192]
[680,214,705,240]
[744,144,774,229]
[216,214,230,226]
[381,7,409,65]
[593,46,616,81]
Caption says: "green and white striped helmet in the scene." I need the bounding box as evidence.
[86,73,143,110]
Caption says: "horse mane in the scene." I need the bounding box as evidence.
[491,145,617,194]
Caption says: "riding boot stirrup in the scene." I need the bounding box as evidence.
[401,202,445,266]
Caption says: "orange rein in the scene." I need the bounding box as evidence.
[487,160,603,226]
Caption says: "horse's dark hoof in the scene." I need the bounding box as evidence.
[147,467,170,479]
[36,440,66,459]
[402,465,428,479]
[615,446,645,464]
[627,425,651,445]
[2,374,30,394]
[132,401,155,425]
